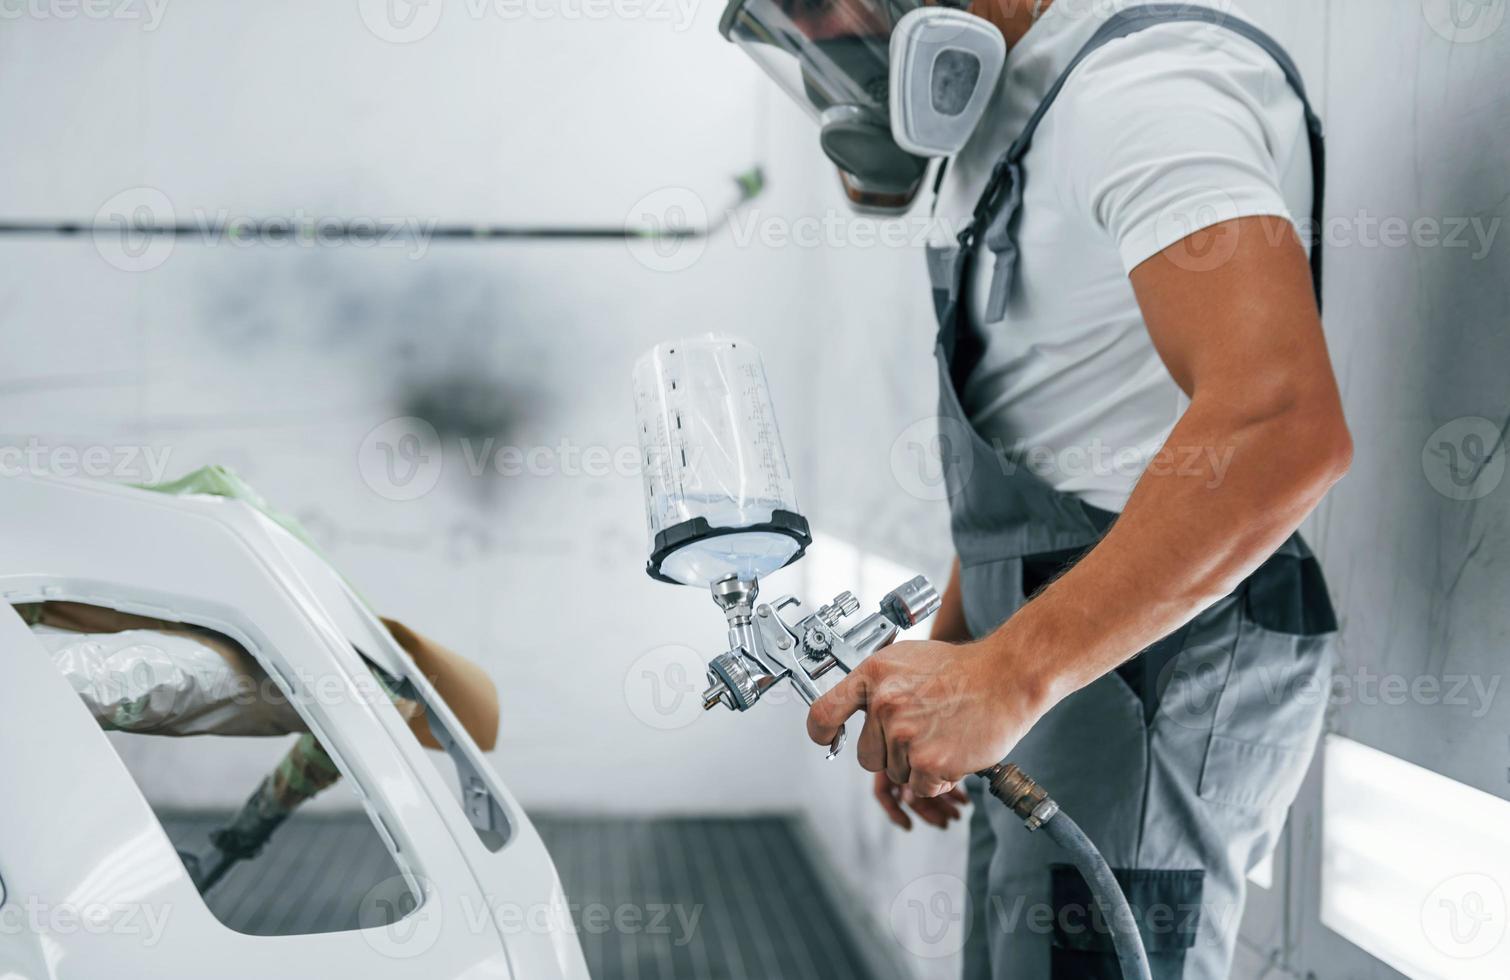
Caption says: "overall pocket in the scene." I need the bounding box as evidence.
[1196,554,1337,811]
[1049,866,1204,980]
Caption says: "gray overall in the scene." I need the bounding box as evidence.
[924,6,1338,979]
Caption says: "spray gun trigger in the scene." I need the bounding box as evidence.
[826,724,847,760]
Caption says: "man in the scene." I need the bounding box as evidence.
[731,0,1350,976]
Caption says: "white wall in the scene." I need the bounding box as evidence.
[7,2,1510,979]
[1248,3,1510,978]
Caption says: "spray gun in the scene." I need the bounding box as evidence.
[634,336,1153,980]
[631,335,940,748]
[699,573,941,756]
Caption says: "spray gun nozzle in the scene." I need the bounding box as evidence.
[702,680,730,711]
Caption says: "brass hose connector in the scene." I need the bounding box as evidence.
[978,763,1061,831]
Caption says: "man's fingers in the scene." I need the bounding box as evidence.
[901,788,961,829]
[902,789,949,829]
[907,763,955,800]
[873,775,912,830]
[918,793,962,822]
[946,786,971,805]
[885,735,911,787]
[807,665,873,746]
[856,712,887,773]
[909,770,953,799]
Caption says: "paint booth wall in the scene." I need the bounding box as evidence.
[5,2,1510,980]
[1235,3,1510,978]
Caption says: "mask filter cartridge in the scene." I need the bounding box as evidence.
[889,7,1006,157]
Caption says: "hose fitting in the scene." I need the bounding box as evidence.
[979,763,1061,831]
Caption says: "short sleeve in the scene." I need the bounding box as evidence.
[1052,26,1307,273]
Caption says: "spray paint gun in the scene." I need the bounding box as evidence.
[699,573,940,756]
[634,336,1154,980]
[632,335,941,754]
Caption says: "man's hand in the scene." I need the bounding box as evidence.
[874,772,972,830]
[807,638,1051,799]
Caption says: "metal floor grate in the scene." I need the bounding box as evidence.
[537,815,874,980]
[161,812,876,979]
[161,811,403,937]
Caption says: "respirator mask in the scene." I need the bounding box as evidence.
[721,0,1005,214]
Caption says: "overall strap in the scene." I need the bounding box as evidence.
[962,2,1327,324]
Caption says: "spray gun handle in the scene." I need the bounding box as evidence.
[699,574,942,759]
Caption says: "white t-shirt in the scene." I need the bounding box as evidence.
[930,0,1314,513]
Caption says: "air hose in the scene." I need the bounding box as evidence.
[979,764,1154,980]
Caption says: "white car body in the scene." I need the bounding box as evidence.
[0,473,591,980]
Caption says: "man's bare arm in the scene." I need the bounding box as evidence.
[996,216,1352,708]
[812,216,1352,795]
